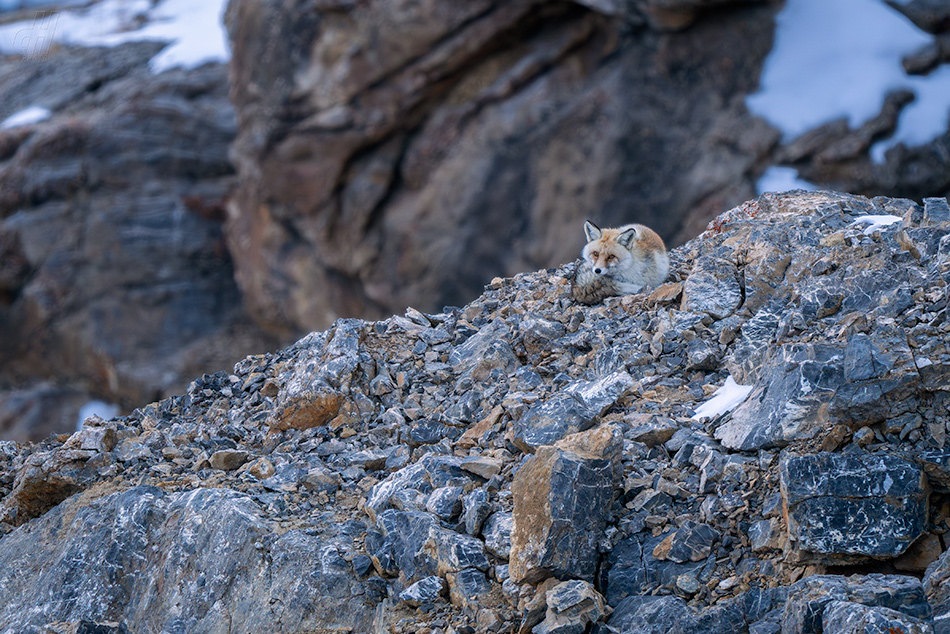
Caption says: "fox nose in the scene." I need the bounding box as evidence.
[593,267,603,275]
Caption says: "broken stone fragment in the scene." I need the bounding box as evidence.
[513,374,632,452]
[924,546,950,631]
[267,384,344,431]
[423,527,490,577]
[782,574,931,634]
[651,521,720,563]
[681,255,743,320]
[399,575,446,607]
[533,579,608,634]
[446,568,492,611]
[209,449,250,471]
[822,600,935,634]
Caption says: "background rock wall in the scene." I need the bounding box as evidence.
[224,0,781,335]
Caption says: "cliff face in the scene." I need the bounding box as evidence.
[0,43,278,440]
[2,190,950,634]
[224,0,781,334]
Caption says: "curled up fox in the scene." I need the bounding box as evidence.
[571,220,669,304]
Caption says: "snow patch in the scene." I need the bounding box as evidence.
[77,399,120,430]
[756,166,819,195]
[691,376,754,421]
[0,0,230,72]
[851,214,902,234]
[747,0,950,161]
[0,105,50,128]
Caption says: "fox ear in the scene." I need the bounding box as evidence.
[618,227,638,248]
[584,220,601,242]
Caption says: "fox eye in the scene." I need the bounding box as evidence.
[607,255,617,262]
[590,251,599,258]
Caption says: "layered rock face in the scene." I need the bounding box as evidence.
[0,44,278,440]
[2,190,950,633]
[224,0,781,334]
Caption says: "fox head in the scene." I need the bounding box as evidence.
[583,220,638,276]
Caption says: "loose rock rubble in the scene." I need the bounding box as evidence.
[2,190,950,634]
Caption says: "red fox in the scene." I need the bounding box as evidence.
[571,220,669,304]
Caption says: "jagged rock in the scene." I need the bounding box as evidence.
[512,373,633,452]
[399,575,446,607]
[606,595,695,633]
[370,509,439,583]
[482,512,513,560]
[602,531,709,606]
[919,450,950,490]
[719,330,920,451]
[462,488,491,536]
[748,519,784,553]
[780,452,927,559]
[446,568,492,612]
[425,486,464,521]
[924,547,950,633]
[534,579,608,634]
[510,426,621,583]
[0,486,375,633]
[822,600,935,634]
[209,449,249,471]
[424,527,490,576]
[782,574,932,634]
[681,256,743,320]
[365,454,476,521]
[623,414,679,448]
[652,520,720,563]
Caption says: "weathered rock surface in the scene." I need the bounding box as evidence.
[223,0,782,335]
[509,426,621,584]
[1,191,950,633]
[782,574,932,634]
[822,601,935,634]
[7,0,950,449]
[0,43,277,441]
[781,452,928,561]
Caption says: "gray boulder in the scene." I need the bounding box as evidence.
[780,452,927,559]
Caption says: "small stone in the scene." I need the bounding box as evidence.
[209,449,249,471]
[460,457,502,479]
[248,458,275,479]
[399,576,446,607]
[675,574,701,596]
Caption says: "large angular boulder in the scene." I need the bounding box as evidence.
[780,452,927,560]
[509,425,621,583]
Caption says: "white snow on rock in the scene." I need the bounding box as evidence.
[0,105,50,128]
[851,214,903,234]
[0,0,230,72]
[691,376,754,421]
[747,0,950,161]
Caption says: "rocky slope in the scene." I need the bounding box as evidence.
[1,190,950,634]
